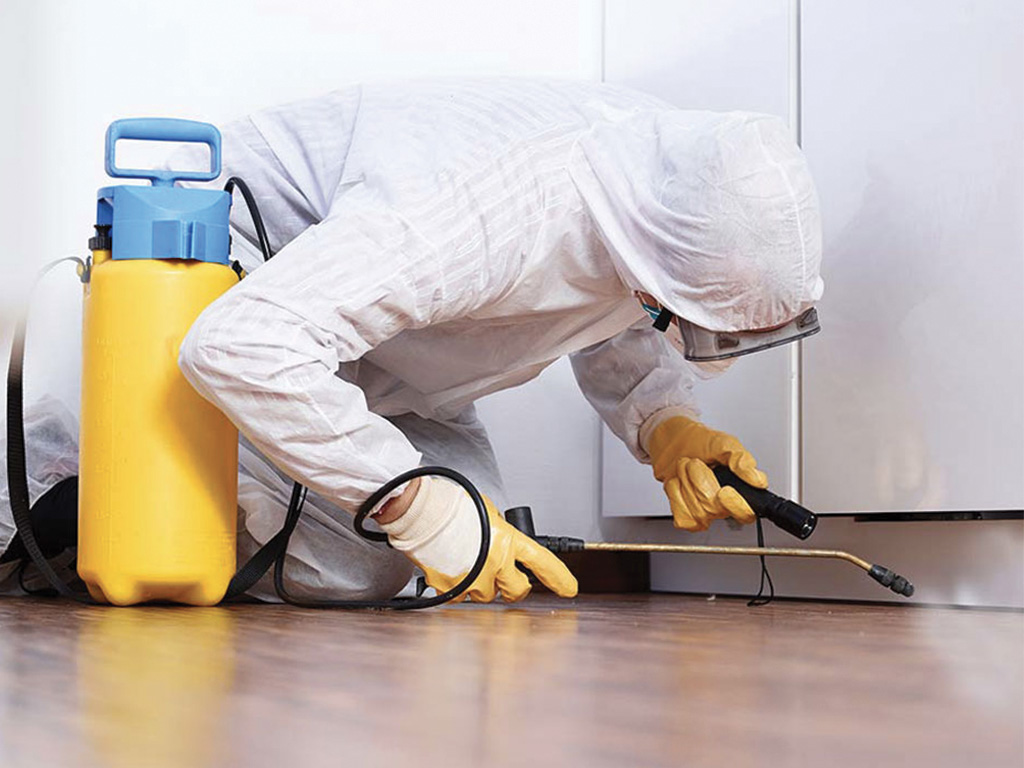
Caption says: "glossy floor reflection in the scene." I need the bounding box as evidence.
[0,595,1020,768]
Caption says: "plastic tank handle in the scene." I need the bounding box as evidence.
[105,118,221,188]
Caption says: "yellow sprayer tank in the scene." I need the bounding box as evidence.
[78,119,238,605]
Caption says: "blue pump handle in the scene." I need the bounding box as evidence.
[105,118,221,187]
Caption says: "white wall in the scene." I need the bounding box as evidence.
[0,0,605,535]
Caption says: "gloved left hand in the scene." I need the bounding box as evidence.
[644,414,769,532]
[379,476,578,603]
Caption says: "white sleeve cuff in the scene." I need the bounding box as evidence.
[377,476,482,575]
[378,477,449,545]
[637,406,697,458]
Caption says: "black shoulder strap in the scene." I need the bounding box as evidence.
[223,481,304,600]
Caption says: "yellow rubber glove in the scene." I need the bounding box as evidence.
[380,477,578,603]
[644,415,769,532]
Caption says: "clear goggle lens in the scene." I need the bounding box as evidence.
[639,297,821,362]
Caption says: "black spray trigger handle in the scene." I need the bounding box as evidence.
[712,466,818,540]
[504,507,585,554]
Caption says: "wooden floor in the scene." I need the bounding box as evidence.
[0,595,1020,768]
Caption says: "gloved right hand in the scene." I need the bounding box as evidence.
[644,414,768,532]
[378,477,578,603]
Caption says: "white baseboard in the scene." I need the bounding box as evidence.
[640,516,1023,608]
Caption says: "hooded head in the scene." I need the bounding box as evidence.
[569,110,823,333]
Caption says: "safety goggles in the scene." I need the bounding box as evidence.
[638,294,821,362]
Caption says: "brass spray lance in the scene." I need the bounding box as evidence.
[505,467,915,599]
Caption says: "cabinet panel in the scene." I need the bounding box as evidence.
[802,0,1024,512]
[602,0,795,516]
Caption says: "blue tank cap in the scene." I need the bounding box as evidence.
[95,118,231,264]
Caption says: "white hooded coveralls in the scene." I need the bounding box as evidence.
[172,79,822,599]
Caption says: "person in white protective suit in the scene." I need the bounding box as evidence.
[0,80,823,599]
[173,79,821,603]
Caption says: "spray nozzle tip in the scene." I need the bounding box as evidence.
[868,564,915,598]
[893,576,915,598]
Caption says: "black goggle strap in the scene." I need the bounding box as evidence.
[639,297,676,333]
[652,307,674,332]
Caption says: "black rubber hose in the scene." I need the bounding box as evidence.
[5,257,94,602]
[223,177,273,264]
[272,466,492,610]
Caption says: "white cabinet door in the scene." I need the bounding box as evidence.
[601,0,795,516]
[802,0,1024,513]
